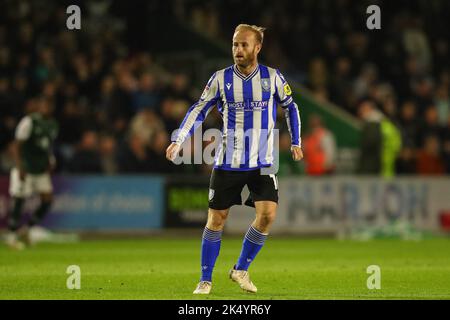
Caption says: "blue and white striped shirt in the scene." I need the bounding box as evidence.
[172,64,301,171]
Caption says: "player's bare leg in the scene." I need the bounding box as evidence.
[193,208,229,294]
[4,194,26,250]
[206,208,229,231]
[20,192,53,246]
[252,201,277,234]
[230,201,277,293]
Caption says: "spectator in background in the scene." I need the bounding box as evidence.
[376,84,399,123]
[396,147,417,175]
[303,114,337,175]
[98,134,118,175]
[398,100,420,148]
[0,121,11,161]
[412,77,435,114]
[161,98,177,134]
[41,80,58,104]
[163,73,193,103]
[357,100,402,177]
[33,47,58,84]
[70,53,92,99]
[160,98,189,135]
[442,115,450,173]
[132,72,160,113]
[0,0,448,177]
[0,46,12,76]
[148,131,179,174]
[129,109,165,147]
[67,131,102,173]
[417,105,442,147]
[353,63,379,102]
[117,133,151,173]
[114,68,137,118]
[0,77,17,149]
[330,56,354,113]
[94,75,117,130]
[397,100,420,175]
[433,39,449,72]
[0,141,15,174]
[357,101,382,174]
[278,132,303,177]
[346,32,370,73]
[416,135,446,175]
[59,100,86,145]
[402,18,432,74]
[9,74,29,113]
[306,58,329,97]
[435,84,449,126]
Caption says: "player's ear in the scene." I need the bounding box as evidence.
[255,42,262,55]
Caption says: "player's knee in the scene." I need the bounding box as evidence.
[40,193,53,204]
[207,209,228,229]
[258,210,276,227]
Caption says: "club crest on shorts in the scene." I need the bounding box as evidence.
[208,189,215,201]
[261,78,270,92]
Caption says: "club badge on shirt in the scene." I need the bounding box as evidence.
[261,78,270,92]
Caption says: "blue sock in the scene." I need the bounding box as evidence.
[235,225,268,271]
[200,227,222,282]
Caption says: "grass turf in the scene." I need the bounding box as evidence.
[1,237,450,300]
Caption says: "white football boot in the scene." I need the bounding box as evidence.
[17,226,32,246]
[193,281,212,294]
[229,268,257,293]
[4,232,25,251]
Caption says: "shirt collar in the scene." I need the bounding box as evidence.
[233,64,259,81]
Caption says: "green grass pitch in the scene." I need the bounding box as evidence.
[1,237,450,299]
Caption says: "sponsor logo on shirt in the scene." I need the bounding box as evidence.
[228,101,269,111]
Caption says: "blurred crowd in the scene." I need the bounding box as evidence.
[181,0,450,175]
[1,0,449,176]
[0,0,219,176]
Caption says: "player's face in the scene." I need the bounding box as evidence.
[38,100,54,117]
[232,30,261,68]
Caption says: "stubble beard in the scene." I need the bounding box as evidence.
[234,51,257,69]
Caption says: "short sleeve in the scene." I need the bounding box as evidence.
[15,116,33,141]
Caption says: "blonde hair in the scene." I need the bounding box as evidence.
[234,24,266,44]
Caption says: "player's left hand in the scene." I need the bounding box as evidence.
[291,145,303,161]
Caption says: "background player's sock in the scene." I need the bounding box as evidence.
[235,225,268,271]
[29,200,52,226]
[8,197,25,232]
[200,227,223,282]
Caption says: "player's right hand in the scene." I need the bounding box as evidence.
[165,142,181,162]
[48,155,57,173]
[19,168,27,181]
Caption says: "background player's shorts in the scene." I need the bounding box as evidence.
[9,168,53,198]
[208,168,278,210]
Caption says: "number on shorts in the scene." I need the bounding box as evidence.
[269,174,278,190]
